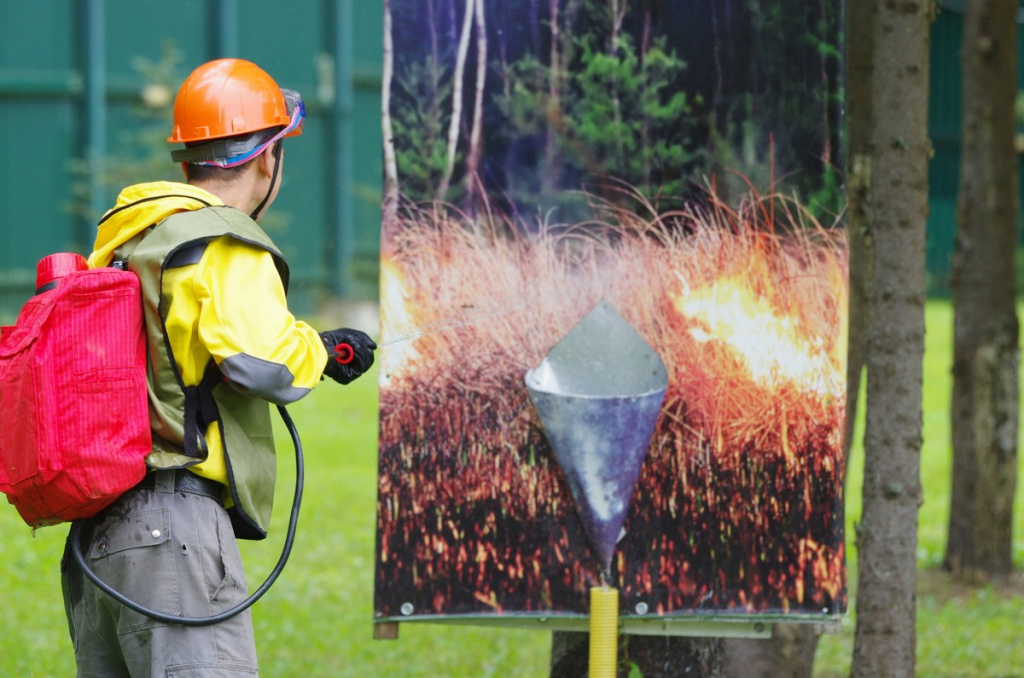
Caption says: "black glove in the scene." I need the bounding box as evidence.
[320,328,377,385]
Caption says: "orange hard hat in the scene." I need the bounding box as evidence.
[168,58,303,145]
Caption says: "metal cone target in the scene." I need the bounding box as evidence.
[525,300,668,576]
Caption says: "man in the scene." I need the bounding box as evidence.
[61,58,374,676]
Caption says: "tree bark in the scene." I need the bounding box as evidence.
[464,0,488,211]
[818,0,832,167]
[381,0,400,235]
[945,0,1020,583]
[437,0,476,202]
[549,632,589,677]
[722,625,818,678]
[849,1,932,677]
[550,631,725,678]
[428,0,439,66]
[625,636,725,677]
[640,0,652,193]
[607,0,627,175]
[447,0,458,45]
[543,0,563,195]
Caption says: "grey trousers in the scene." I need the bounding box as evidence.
[62,471,259,677]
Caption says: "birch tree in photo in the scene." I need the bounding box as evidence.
[447,0,459,46]
[639,0,652,189]
[544,0,563,195]
[464,0,488,211]
[821,0,834,169]
[437,0,477,202]
[382,0,400,231]
[946,0,1020,583]
[607,0,627,174]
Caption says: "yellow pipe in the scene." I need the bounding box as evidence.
[589,586,619,678]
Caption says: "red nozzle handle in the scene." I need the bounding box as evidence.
[333,343,355,365]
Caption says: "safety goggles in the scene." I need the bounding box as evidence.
[171,88,305,168]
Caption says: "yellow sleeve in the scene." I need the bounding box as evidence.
[192,236,327,404]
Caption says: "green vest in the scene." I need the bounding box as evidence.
[126,206,289,540]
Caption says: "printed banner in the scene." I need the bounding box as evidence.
[376,0,846,623]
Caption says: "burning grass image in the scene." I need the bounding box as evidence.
[375,186,847,620]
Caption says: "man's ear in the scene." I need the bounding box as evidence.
[255,145,276,179]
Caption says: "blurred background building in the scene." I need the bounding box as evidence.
[0,0,383,319]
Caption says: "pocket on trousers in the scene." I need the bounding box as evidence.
[87,507,180,632]
[166,661,258,677]
[208,501,248,607]
[90,508,171,557]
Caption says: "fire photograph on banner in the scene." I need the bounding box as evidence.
[375,0,846,625]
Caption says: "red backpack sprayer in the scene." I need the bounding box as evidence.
[0,252,357,626]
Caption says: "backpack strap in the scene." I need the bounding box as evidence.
[111,227,154,265]
[109,226,220,462]
[182,361,224,460]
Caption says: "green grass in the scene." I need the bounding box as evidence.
[2,300,1022,676]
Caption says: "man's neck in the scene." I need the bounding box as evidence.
[189,175,261,216]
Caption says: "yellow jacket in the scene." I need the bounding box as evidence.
[91,181,326,492]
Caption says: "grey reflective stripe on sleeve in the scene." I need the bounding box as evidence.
[217,353,312,405]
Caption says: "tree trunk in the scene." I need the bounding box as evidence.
[437,0,476,202]
[945,0,1020,583]
[447,0,458,45]
[710,0,724,118]
[818,0,832,167]
[722,625,818,678]
[607,0,627,176]
[640,0,652,193]
[498,0,511,100]
[464,0,488,211]
[849,1,932,677]
[624,636,724,677]
[549,632,589,677]
[530,0,541,56]
[543,0,563,195]
[427,0,439,66]
[426,0,445,198]
[550,632,725,678]
[381,0,400,235]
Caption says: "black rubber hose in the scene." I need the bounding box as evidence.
[69,404,304,627]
